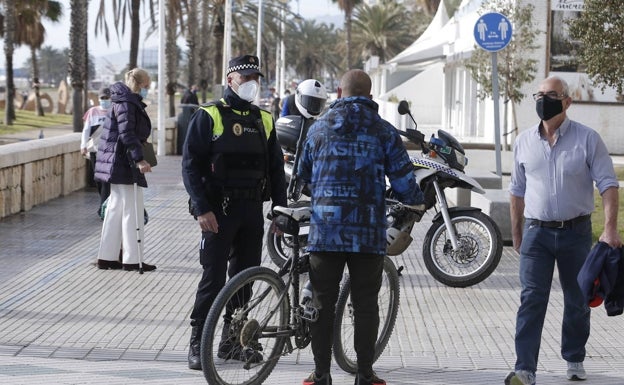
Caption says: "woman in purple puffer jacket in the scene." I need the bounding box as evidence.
[94,68,156,272]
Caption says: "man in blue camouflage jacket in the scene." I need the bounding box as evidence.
[298,69,424,385]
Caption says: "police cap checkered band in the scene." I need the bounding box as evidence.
[227,55,264,77]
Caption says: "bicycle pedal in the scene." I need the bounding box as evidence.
[299,305,319,322]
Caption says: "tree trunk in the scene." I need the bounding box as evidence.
[83,31,90,112]
[31,48,45,116]
[70,0,88,132]
[345,12,352,69]
[212,14,224,88]
[4,0,17,125]
[419,0,441,16]
[186,0,199,86]
[128,0,141,70]
[166,0,178,118]
[198,0,210,102]
[510,101,519,149]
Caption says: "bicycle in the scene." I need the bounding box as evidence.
[200,205,403,385]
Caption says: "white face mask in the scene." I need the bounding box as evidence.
[99,99,112,109]
[234,79,259,102]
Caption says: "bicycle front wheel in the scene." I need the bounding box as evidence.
[332,256,401,373]
[201,266,290,385]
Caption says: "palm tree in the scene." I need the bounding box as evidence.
[14,0,63,116]
[332,0,362,70]
[1,0,17,124]
[69,0,88,131]
[94,0,156,71]
[351,1,418,63]
[289,18,340,79]
[416,0,441,16]
[207,0,286,87]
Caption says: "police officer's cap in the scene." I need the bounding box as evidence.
[227,55,264,77]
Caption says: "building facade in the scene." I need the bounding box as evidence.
[370,0,624,154]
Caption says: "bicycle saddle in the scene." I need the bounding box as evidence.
[273,206,311,222]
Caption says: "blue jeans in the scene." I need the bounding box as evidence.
[514,219,592,373]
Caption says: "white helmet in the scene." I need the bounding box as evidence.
[295,79,328,119]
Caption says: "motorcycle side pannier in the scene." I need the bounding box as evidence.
[275,115,304,154]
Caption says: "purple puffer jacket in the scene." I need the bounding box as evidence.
[94,81,152,187]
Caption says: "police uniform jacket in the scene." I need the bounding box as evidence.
[182,87,287,216]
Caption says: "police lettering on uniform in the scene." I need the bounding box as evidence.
[181,54,287,370]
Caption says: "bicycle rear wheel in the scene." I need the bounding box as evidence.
[332,256,401,374]
[201,266,290,385]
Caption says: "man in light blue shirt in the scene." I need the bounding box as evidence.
[506,76,621,385]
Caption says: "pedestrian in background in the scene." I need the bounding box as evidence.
[181,84,199,106]
[506,75,622,385]
[298,69,424,385]
[94,68,156,272]
[182,54,287,370]
[280,88,301,117]
[270,87,281,121]
[81,86,112,218]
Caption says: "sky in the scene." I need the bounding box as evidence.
[2,0,344,69]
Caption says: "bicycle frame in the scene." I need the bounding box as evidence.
[249,217,310,351]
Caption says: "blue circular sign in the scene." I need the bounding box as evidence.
[474,12,512,52]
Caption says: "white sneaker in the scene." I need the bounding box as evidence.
[567,361,587,381]
[507,370,536,385]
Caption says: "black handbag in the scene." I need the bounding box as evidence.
[142,142,158,167]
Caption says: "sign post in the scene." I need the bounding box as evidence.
[474,12,512,177]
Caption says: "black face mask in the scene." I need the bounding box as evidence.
[536,95,563,121]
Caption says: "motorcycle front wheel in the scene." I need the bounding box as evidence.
[423,210,502,288]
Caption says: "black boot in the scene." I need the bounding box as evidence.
[188,325,202,370]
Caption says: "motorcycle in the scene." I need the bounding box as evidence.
[268,100,503,287]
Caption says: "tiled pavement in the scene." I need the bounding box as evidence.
[1,155,624,385]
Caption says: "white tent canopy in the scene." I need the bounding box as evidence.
[386,0,482,70]
[386,0,449,67]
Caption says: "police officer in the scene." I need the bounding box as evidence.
[182,54,287,370]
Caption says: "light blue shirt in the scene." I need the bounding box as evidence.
[509,117,618,221]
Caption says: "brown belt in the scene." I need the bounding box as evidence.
[529,214,591,229]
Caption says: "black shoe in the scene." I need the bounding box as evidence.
[303,371,332,385]
[97,259,123,270]
[355,372,386,385]
[188,325,202,370]
[217,338,263,363]
[122,263,156,271]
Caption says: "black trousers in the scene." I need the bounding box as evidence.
[190,200,264,326]
[89,152,110,212]
[308,251,383,377]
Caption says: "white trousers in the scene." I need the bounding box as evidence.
[97,183,145,264]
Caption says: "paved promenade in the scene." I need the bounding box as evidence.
[1,154,624,385]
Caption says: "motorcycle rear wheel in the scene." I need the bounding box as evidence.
[423,210,502,287]
[266,200,310,268]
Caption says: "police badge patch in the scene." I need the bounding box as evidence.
[232,123,243,136]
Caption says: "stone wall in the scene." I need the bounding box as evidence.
[0,134,87,219]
